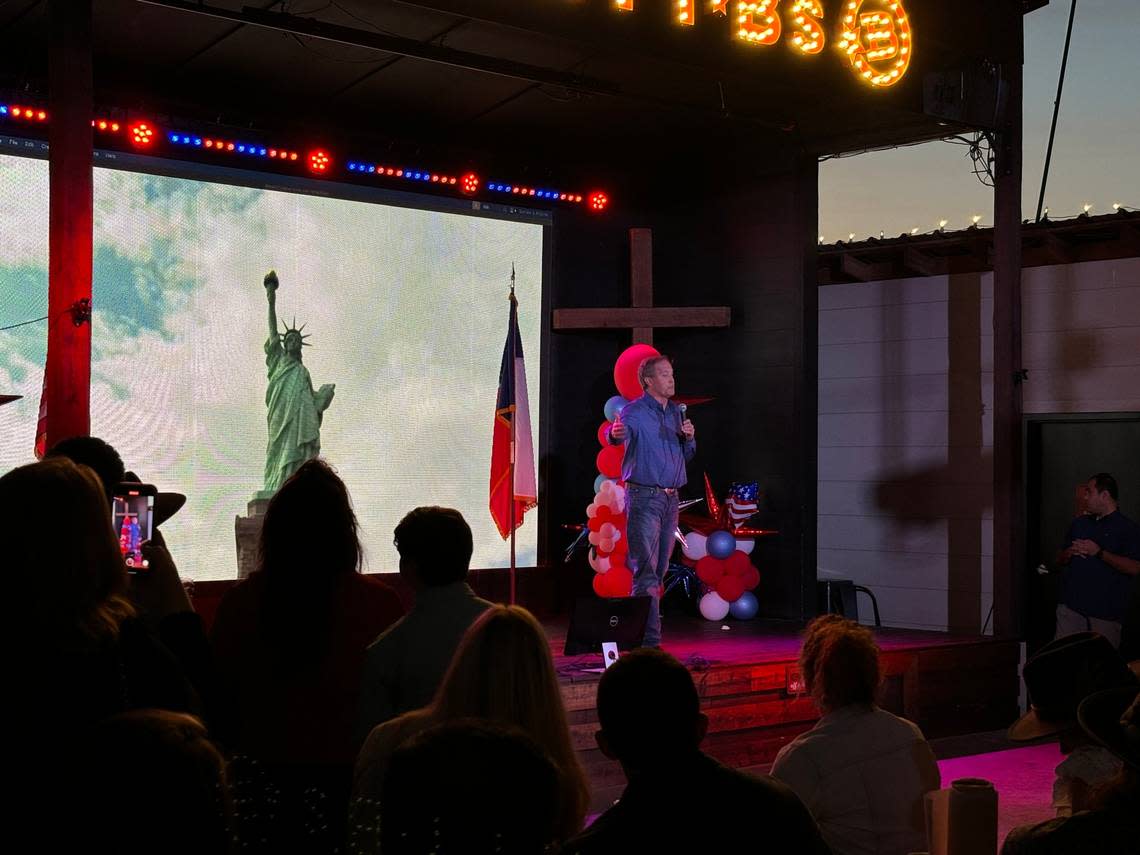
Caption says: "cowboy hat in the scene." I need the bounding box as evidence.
[1008,632,1138,742]
[122,470,186,529]
[1078,687,1140,771]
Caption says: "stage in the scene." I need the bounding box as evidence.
[546,617,1022,810]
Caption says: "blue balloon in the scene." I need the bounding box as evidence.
[594,474,614,494]
[729,591,759,620]
[603,395,629,422]
[707,529,737,560]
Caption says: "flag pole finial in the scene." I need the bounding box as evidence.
[510,263,516,296]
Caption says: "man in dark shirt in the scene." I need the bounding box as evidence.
[607,355,696,647]
[1056,473,1140,648]
[356,507,492,740]
[563,649,830,855]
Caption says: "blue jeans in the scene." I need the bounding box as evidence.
[626,485,679,647]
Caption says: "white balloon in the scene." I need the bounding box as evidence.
[682,531,708,561]
[586,502,599,519]
[735,538,755,555]
[699,591,730,621]
[587,549,611,574]
[611,484,626,512]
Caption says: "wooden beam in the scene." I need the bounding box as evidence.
[902,246,948,277]
[1041,232,1073,265]
[992,30,1024,638]
[840,253,892,282]
[44,0,93,450]
[552,306,731,330]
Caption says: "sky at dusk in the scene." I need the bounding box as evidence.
[819,0,1140,242]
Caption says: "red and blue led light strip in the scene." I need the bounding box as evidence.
[0,102,610,212]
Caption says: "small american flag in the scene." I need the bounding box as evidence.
[726,481,759,528]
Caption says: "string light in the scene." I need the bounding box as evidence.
[938,219,948,230]
[615,0,634,10]
[837,0,912,88]
[848,232,856,240]
[971,214,982,225]
[1082,203,1092,213]
[819,234,825,243]
[128,121,154,146]
[1113,202,1121,210]
[910,227,919,235]
[677,0,694,25]
[589,191,610,212]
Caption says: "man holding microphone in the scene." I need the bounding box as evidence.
[608,355,696,647]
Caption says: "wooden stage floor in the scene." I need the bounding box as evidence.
[543,616,1022,810]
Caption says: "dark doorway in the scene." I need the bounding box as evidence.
[1025,414,1140,654]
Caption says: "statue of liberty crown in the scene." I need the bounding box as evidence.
[279,316,312,346]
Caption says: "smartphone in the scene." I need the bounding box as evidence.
[112,483,157,573]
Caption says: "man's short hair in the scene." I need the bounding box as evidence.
[596,648,701,768]
[1090,473,1119,503]
[800,615,881,711]
[394,506,473,586]
[45,435,125,499]
[638,355,672,390]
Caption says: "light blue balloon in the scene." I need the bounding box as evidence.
[603,395,628,422]
[594,474,614,494]
[707,529,737,560]
[729,591,759,620]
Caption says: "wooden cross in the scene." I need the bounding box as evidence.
[552,228,730,345]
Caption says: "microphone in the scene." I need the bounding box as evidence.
[678,403,688,441]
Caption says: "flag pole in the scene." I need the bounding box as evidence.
[508,264,517,605]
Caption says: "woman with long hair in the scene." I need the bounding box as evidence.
[210,458,404,852]
[352,604,590,851]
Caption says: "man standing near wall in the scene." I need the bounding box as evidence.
[608,356,696,648]
[1056,473,1140,648]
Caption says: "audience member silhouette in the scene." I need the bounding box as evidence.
[563,648,830,855]
[66,709,231,855]
[1001,687,1140,854]
[1006,632,1137,816]
[3,458,200,823]
[44,434,125,499]
[353,604,589,852]
[356,505,492,738]
[209,458,404,852]
[379,720,560,855]
[771,615,940,855]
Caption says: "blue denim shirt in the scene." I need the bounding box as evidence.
[609,394,695,488]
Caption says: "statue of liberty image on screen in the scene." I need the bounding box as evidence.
[259,270,335,498]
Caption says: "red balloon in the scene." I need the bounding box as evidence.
[610,534,629,555]
[596,445,623,479]
[597,420,613,447]
[592,573,610,598]
[613,343,661,401]
[696,555,725,585]
[604,566,634,597]
[716,575,746,603]
[587,515,602,533]
[742,566,761,590]
[724,551,752,578]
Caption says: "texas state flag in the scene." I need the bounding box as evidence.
[490,290,537,539]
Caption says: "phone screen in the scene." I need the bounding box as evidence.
[112,489,155,572]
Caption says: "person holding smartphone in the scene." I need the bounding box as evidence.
[607,355,695,648]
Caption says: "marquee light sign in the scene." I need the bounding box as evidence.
[612,0,912,88]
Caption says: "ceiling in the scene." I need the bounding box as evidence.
[0,0,1027,189]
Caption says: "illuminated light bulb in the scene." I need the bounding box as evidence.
[848,232,856,241]
[939,219,948,229]
[911,227,919,235]
[128,121,155,146]
[111,122,120,131]
[1083,203,1092,213]
[1113,202,1121,210]
[226,142,235,151]
[972,215,982,224]
[818,235,825,243]
[290,153,298,161]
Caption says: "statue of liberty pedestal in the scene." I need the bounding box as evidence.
[259,269,335,497]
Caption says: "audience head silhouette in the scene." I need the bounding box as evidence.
[380,720,559,855]
[45,434,125,499]
[595,648,708,773]
[69,710,230,854]
[259,457,362,582]
[432,604,589,836]
[393,505,473,587]
[1,457,133,644]
[800,614,881,712]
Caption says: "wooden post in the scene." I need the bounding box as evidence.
[992,25,1024,637]
[45,0,94,448]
